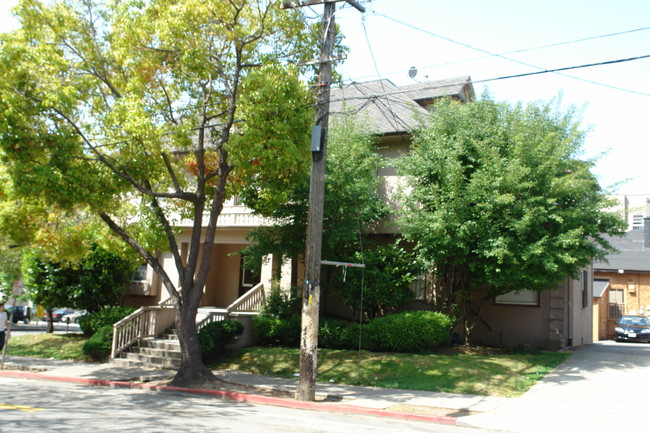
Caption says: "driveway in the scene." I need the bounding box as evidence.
[459,340,650,433]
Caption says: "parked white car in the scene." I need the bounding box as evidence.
[61,310,87,323]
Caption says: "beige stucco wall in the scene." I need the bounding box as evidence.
[202,243,243,307]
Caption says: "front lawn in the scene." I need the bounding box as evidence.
[5,334,570,397]
[210,346,571,397]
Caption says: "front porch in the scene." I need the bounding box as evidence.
[111,282,266,364]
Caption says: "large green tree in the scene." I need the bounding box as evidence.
[242,115,391,310]
[0,165,125,298]
[397,96,624,337]
[22,244,133,331]
[0,0,319,386]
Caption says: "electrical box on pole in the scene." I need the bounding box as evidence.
[282,0,364,402]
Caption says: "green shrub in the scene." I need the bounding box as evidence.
[253,287,301,347]
[82,325,114,361]
[319,318,361,350]
[365,311,453,353]
[79,306,136,336]
[260,287,301,319]
[198,319,244,363]
[253,314,301,347]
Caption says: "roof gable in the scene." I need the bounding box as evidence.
[329,76,474,136]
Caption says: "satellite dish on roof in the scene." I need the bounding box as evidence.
[408,66,418,79]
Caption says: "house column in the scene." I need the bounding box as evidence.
[279,256,294,293]
[260,254,275,291]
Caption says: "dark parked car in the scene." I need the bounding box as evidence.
[615,316,650,342]
[8,306,30,324]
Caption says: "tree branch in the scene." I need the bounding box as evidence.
[99,211,181,303]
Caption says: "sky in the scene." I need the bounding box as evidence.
[1,0,649,196]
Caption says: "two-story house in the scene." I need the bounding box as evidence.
[117,75,593,353]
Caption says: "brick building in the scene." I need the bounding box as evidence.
[593,200,650,340]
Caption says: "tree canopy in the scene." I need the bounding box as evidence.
[397,96,624,324]
[242,115,391,306]
[0,0,321,386]
[22,244,133,331]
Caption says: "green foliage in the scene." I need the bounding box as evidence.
[82,325,114,362]
[0,0,324,379]
[21,245,134,314]
[69,244,134,312]
[260,287,301,319]
[21,249,72,313]
[229,64,313,213]
[243,115,388,278]
[397,96,625,316]
[253,287,302,347]
[337,242,421,319]
[253,314,302,347]
[79,306,136,336]
[318,318,361,350]
[198,319,245,363]
[365,311,453,353]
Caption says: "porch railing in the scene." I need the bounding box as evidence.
[228,282,266,312]
[111,282,266,359]
[111,306,163,358]
[196,283,266,332]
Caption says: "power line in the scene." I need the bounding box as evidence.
[353,23,650,82]
[359,15,411,133]
[330,54,650,106]
[355,13,649,96]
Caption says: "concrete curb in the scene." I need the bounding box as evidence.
[0,370,457,426]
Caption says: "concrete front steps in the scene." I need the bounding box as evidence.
[112,330,181,370]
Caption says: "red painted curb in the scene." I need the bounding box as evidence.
[0,370,457,425]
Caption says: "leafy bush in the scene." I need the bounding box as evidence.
[260,287,301,319]
[336,243,421,319]
[253,287,301,347]
[82,325,114,361]
[79,306,136,336]
[253,314,301,347]
[198,319,244,363]
[319,318,362,350]
[365,311,453,353]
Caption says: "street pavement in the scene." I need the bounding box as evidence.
[1,341,648,432]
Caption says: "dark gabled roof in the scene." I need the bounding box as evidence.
[328,76,474,136]
[593,230,650,273]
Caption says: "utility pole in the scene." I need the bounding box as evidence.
[281,0,365,401]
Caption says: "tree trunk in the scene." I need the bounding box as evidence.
[169,293,215,387]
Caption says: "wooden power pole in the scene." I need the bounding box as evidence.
[281,0,365,401]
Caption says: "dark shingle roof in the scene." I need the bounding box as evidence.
[594,230,650,272]
[329,76,474,135]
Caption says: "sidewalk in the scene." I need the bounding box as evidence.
[1,341,648,433]
[0,354,505,426]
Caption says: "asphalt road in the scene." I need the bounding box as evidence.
[0,377,500,433]
[7,321,82,336]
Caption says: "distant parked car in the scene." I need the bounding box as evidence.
[51,308,75,322]
[615,316,650,342]
[61,310,87,323]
